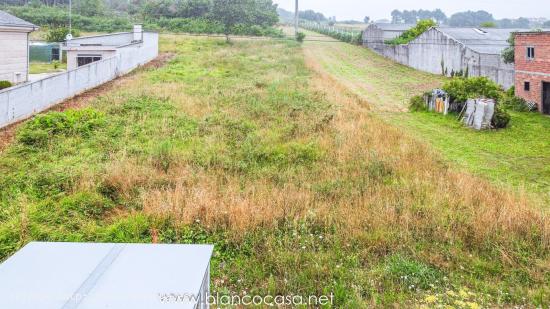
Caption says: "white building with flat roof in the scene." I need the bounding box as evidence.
[0,242,213,309]
[63,25,158,71]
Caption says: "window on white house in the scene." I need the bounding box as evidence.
[77,55,102,67]
[527,47,535,60]
[524,81,530,91]
[51,48,60,62]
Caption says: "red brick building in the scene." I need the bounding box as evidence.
[515,31,550,114]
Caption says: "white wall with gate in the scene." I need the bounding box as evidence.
[0,32,158,129]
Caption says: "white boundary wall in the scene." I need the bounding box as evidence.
[0,32,158,129]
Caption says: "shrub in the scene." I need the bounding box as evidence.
[440,77,512,128]
[386,19,436,45]
[299,23,361,44]
[409,95,426,112]
[442,77,503,103]
[501,95,530,112]
[5,5,131,33]
[492,104,511,128]
[0,80,12,90]
[295,31,306,43]
[350,32,363,45]
[143,17,283,37]
[46,27,80,42]
[17,108,106,146]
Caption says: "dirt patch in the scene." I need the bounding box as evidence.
[143,52,176,69]
[0,53,175,152]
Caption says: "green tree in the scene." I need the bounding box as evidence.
[502,34,515,64]
[77,0,105,17]
[176,0,211,18]
[248,0,278,27]
[363,16,370,24]
[211,0,251,42]
[543,20,550,27]
[299,10,326,22]
[210,0,278,42]
[46,27,80,42]
[480,21,496,28]
[143,0,177,18]
[449,10,494,27]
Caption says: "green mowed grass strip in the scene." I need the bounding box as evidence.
[304,37,550,198]
[0,37,548,307]
[29,61,67,74]
[389,111,550,195]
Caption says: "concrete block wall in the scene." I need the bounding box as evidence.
[0,32,159,129]
[364,28,515,89]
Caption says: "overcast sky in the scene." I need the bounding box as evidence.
[273,0,549,21]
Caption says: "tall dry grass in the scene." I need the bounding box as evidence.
[93,42,550,266]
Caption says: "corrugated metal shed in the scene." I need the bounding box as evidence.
[436,27,528,54]
[0,10,37,28]
[30,42,61,62]
[0,242,213,309]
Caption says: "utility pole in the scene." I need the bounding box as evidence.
[69,0,72,34]
[294,0,298,36]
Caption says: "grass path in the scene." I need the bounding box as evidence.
[302,35,443,112]
[301,33,550,198]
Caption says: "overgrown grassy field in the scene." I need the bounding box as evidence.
[303,38,550,198]
[0,35,549,307]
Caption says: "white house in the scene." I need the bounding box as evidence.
[0,10,37,84]
[62,25,158,71]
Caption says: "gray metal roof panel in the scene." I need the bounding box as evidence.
[435,27,528,54]
[0,242,214,309]
[374,23,415,31]
[0,10,36,28]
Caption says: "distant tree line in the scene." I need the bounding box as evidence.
[298,9,326,22]
[1,0,282,37]
[391,9,447,25]
[390,9,541,28]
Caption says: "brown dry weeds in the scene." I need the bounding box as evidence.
[101,42,550,258]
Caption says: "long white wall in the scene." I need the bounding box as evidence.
[0,32,158,129]
[363,28,515,89]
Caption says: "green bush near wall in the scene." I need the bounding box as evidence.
[0,81,13,90]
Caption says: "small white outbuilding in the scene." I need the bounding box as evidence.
[62,25,158,71]
[0,10,37,84]
[0,242,213,309]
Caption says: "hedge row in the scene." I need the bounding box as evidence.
[300,24,362,45]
